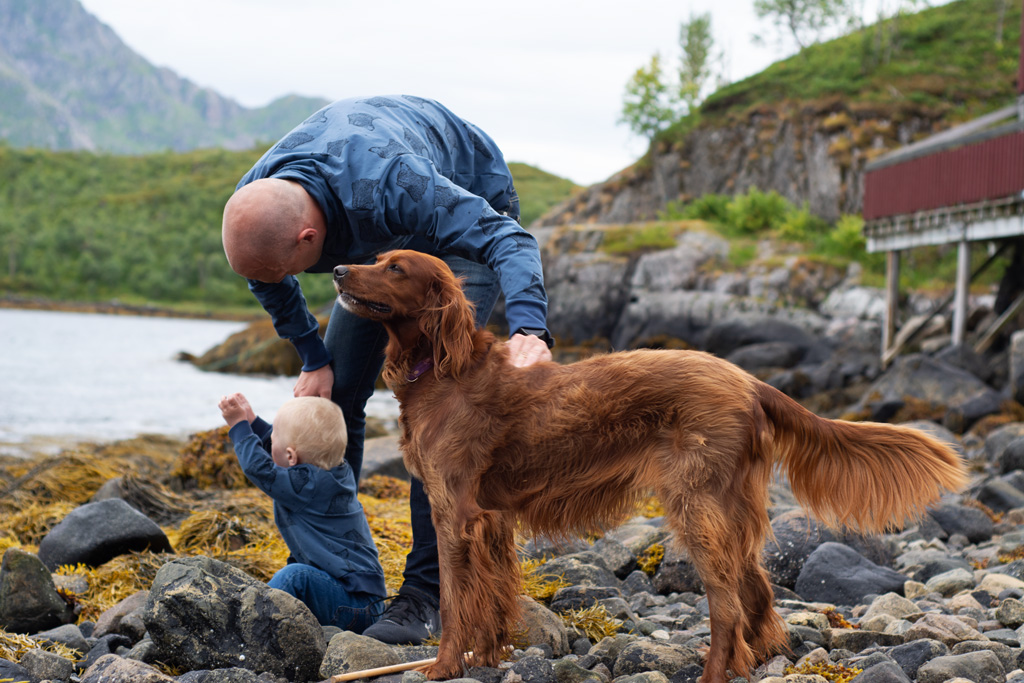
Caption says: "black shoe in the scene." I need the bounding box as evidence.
[363,587,441,644]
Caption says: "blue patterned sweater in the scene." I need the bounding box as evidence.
[227,418,386,598]
[237,95,550,371]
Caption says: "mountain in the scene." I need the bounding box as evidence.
[0,0,328,153]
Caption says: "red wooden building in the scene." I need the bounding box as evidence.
[862,6,1024,361]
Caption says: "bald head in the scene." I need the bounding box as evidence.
[222,178,326,282]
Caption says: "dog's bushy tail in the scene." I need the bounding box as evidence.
[755,382,967,534]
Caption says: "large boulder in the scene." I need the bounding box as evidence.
[37,498,173,570]
[794,542,906,605]
[0,548,76,633]
[762,510,892,589]
[1011,330,1024,404]
[853,354,1000,429]
[143,556,326,681]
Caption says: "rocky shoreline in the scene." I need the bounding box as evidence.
[2,376,1024,682]
[4,226,1024,682]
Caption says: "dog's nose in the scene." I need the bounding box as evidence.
[333,265,349,283]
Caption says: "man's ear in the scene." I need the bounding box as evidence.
[297,227,319,245]
[285,447,300,466]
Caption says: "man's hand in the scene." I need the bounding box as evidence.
[507,333,552,368]
[294,364,334,398]
[219,392,255,427]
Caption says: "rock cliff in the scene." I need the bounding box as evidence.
[538,100,946,226]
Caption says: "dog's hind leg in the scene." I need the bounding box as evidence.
[659,492,758,683]
[737,557,788,661]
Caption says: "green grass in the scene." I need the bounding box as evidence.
[691,0,1020,130]
[508,162,580,226]
[0,145,579,311]
[600,222,685,254]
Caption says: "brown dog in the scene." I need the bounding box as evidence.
[333,249,966,683]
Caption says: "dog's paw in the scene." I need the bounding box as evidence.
[419,660,463,681]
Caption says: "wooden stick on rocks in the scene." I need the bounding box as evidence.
[325,649,497,683]
[327,656,439,682]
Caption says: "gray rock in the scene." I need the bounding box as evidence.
[888,638,949,679]
[31,622,89,654]
[178,668,285,683]
[611,641,700,678]
[37,498,173,570]
[19,647,74,682]
[725,341,805,371]
[1001,437,1024,475]
[916,650,1005,683]
[586,634,636,671]
[651,546,703,595]
[80,633,134,670]
[551,658,605,683]
[549,586,622,614]
[144,556,325,681]
[950,640,1017,674]
[924,568,975,596]
[320,631,401,680]
[620,571,656,596]
[928,503,996,544]
[80,654,178,682]
[503,655,556,683]
[0,547,76,633]
[518,597,570,656]
[827,628,903,652]
[591,538,637,578]
[0,658,35,683]
[977,477,1024,512]
[703,317,817,357]
[126,637,162,665]
[984,423,1024,463]
[521,536,592,561]
[794,542,906,605]
[855,353,999,428]
[543,247,631,344]
[93,590,149,639]
[535,555,619,588]
[1011,330,1024,404]
[763,510,891,589]
[904,612,986,646]
[466,666,504,683]
[820,286,887,321]
[601,524,667,557]
[997,597,1024,628]
[361,435,409,481]
[850,660,911,683]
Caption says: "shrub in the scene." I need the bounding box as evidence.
[778,203,828,241]
[824,214,867,256]
[725,188,791,234]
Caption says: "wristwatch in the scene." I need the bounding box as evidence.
[514,327,555,349]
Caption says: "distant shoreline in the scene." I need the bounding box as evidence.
[0,295,260,322]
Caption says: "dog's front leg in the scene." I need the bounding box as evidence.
[421,493,519,679]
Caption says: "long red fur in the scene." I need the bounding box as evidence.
[334,250,968,683]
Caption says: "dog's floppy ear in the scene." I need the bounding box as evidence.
[419,268,478,379]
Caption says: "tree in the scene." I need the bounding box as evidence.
[753,0,854,49]
[678,13,717,115]
[619,52,676,142]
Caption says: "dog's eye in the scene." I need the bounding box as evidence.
[387,264,404,274]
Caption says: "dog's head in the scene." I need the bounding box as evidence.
[334,250,480,381]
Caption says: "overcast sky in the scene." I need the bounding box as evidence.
[76,0,812,186]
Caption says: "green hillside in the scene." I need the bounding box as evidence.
[0,145,578,311]
[699,0,1020,125]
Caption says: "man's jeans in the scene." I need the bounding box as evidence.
[323,254,501,600]
[268,563,380,632]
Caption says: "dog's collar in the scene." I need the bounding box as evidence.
[407,357,433,382]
